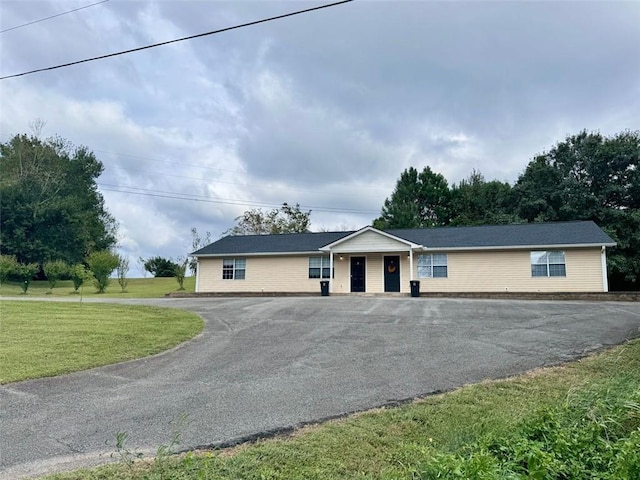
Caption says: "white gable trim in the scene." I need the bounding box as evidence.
[319,226,420,251]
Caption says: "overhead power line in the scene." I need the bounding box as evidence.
[0,0,354,80]
[0,0,110,34]
[98,183,379,215]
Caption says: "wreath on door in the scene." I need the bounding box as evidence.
[387,263,397,273]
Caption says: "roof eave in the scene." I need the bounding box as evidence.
[191,250,326,258]
[418,242,616,252]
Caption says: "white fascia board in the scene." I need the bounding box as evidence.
[193,251,323,258]
[322,246,419,253]
[320,226,419,250]
[418,242,616,252]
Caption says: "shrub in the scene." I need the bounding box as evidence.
[69,263,89,292]
[87,251,119,293]
[143,256,178,277]
[43,260,68,291]
[14,262,40,293]
[175,257,188,291]
[116,254,129,293]
[0,254,18,285]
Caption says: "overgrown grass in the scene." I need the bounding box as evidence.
[0,301,204,384]
[42,339,640,479]
[0,276,195,298]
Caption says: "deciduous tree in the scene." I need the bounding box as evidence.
[175,257,188,290]
[514,130,640,290]
[14,262,39,293]
[116,255,129,293]
[143,256,178,277]
[0,133,117,267]
[449,170,520,226]
[0,255,18,285]
[69,263,89,292]
[226,203,311,235]
[88,250,119,293]
[189,227,211,274]
[43,260,68,292]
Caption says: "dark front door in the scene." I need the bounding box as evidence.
[384,255,401,292]
[350,256,366,292]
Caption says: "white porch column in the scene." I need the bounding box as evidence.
[601,246,609,292]
[329,251,334,293]
[409,249,414,281]
[195,259,200,292]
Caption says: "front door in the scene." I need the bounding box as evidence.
[384,255,401,292]
[350,256,366,292]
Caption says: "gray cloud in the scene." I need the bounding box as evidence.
[1,0,638,275]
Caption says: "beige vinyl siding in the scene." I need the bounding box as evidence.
[334,230,410,252]
[196,247,605,294]
[414,248,604,293]
[198,256,327,293]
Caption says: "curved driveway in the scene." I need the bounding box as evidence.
[2,297,640,478]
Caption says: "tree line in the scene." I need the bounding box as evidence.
[1,128,637,290]
[373,130,639,291]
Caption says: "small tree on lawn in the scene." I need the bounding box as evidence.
[116,254,129,293]
[189,227,211,274]
[0,254,18,286]
[69,263,89,292]
[14,262,39,293]
[87,250,119,293]
[175,257,188,291]
[43,260,68,293]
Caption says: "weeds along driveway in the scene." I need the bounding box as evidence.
[2,296,640,479]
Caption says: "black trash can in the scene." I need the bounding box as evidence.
[320,280,330,296]
[410,280,420,297]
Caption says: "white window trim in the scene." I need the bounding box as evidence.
[530,250,566,278]
[417,253,448,279]
[309,256,333,279]
[222,257,246,280]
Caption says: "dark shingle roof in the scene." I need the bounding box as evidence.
[386,221,616,249]
[192,231,353,255]
[192,221,615,256]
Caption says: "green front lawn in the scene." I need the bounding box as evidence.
[0,276,195,298]
[0,301,203,384]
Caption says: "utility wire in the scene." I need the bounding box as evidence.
[98,183,379,215]
[0,0,354,80]
[0,0,110,34]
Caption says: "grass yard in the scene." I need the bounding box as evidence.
[0,301,203,384]
[0,276,195,298]
[41,339,640,479]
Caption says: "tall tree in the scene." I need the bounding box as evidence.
[449,170,520,226]
[373,166,450,229]
[0,134,117,266]
[226,203,311,235]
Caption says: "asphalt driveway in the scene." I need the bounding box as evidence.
[2,297,640,479]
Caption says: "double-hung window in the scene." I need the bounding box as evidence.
[222,258,246,280]
[309,256,332,279]
[531,251,566,277]
[417,253,448,278]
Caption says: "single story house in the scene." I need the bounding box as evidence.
[191,221,616,294]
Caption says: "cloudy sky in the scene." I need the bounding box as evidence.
[1,0,639,275]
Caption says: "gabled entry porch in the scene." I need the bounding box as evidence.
[320,227,420,294]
